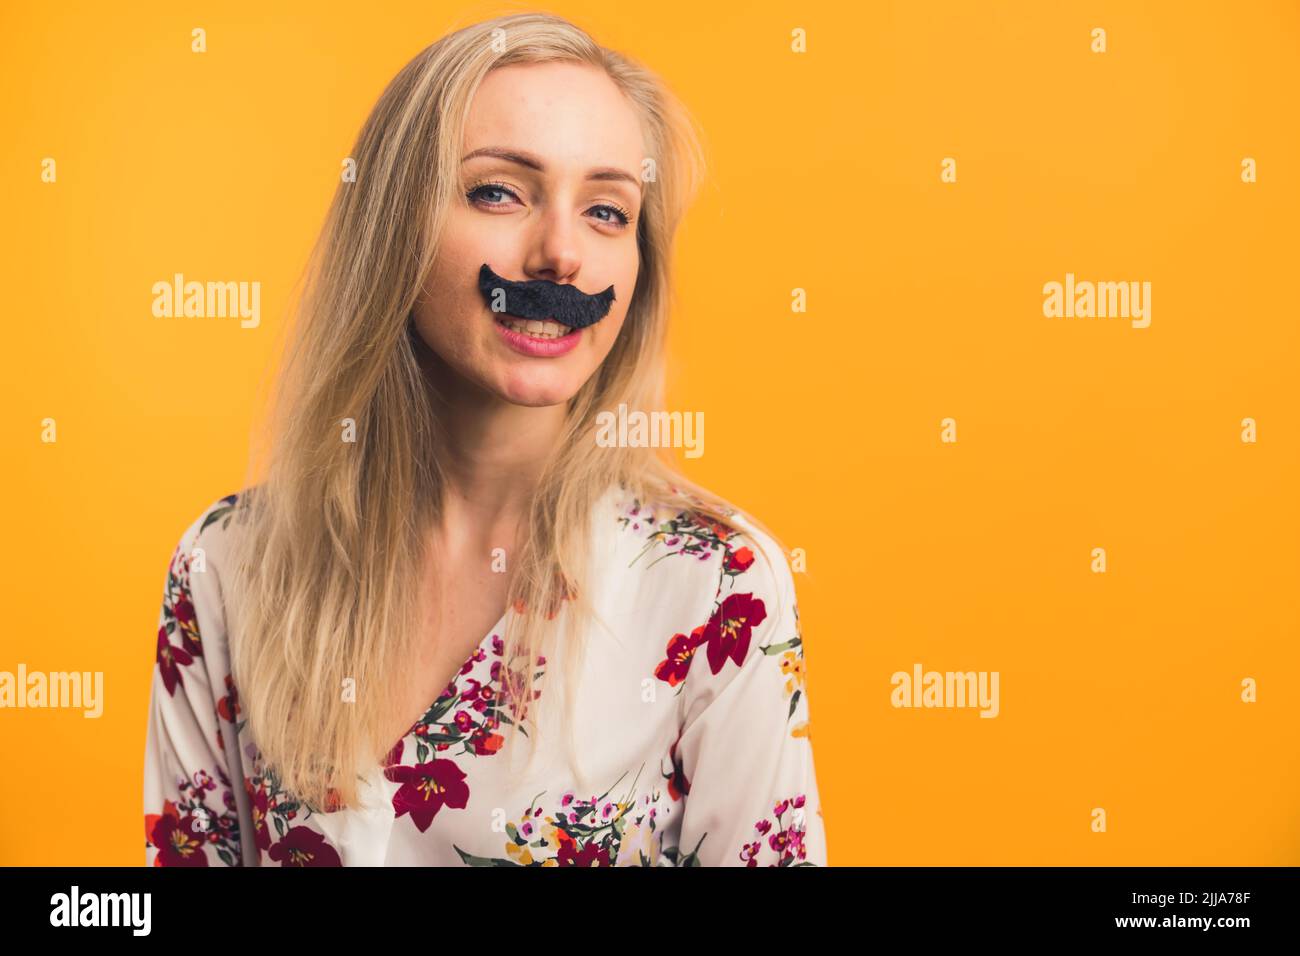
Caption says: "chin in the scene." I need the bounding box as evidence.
[494,371,580,407]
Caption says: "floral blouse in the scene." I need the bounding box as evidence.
[144,485,828,867]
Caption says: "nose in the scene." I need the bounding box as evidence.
[521,203,582,286]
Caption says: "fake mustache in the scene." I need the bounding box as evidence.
[477,263,616,330]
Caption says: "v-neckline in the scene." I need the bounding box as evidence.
[385,605,512,766]
[381,483,626,766]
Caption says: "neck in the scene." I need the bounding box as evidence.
[422,351,568,539]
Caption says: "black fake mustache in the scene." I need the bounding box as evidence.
[477,263,615,330]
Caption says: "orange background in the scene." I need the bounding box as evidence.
[1,0,1297,865]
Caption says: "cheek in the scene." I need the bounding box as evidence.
[596,254,639,341]
[416,213,500,324]
[583,279,634,359]
[410,277,486,377]
[598,303,630,352]
[414,235,489,345]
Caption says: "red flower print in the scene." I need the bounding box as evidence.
[217,674,240,722]
[556,839,611,867]
[703,592,767,675]
[172,588,201,658]
[654,625,706,687]
[267,827,343,867]
[724,546,755,573]
[241,762,343,862]
[148,766,242,865]
[146,800,209,867]
[244,778,273,851]
[156,626,193,697]
[698,515,735,543]
[385,759,470,832]
[469,727,504,756]
[386,628,547,773]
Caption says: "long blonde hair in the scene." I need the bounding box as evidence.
[225,10,785,813]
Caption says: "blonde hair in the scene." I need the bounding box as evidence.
[225,10,786,813]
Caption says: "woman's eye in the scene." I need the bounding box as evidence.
[467,183,519,206]
[589,205,631,227]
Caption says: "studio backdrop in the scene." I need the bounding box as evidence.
[2,0,1297,865]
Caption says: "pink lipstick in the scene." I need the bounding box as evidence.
[492,315,583,357]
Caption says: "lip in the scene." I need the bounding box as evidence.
[492,315,583,357]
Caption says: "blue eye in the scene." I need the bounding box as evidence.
[466,182,520,206]
[590,204,631,227]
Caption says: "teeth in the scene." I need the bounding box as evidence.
[498,317,571,339]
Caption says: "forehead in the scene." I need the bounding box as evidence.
[463,61,646,171]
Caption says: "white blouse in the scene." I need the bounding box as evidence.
[144,484,827,866]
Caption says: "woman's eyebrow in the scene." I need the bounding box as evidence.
[461,146,640,189]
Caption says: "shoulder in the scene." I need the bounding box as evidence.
[172,491,244,552]
[160,490,252,639]
[155,491,249,700]
[599,480,798,660]
[609,481,792,592]
[660,498,802,729]
[695,502,799,658]
[166,490,250,583]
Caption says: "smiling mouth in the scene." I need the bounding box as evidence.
[491,315,579,339]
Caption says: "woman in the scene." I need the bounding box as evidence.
[144,11,827,867]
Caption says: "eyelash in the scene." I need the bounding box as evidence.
[465,180,633,228]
